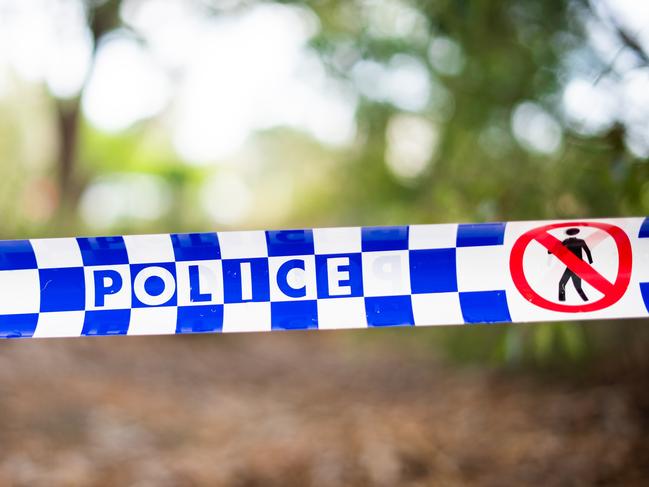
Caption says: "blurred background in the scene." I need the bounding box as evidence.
[1,0,649,485]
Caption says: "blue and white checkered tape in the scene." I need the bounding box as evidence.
[0,217,647,338]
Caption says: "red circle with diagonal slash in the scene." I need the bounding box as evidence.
[510,222,632,312]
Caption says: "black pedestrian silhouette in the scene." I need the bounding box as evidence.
[548,228,593,302]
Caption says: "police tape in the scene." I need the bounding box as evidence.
[0,217,647,338]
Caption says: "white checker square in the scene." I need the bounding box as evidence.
[128,306,178,335]
[317,297,367,329]
[84,265,131,310]
[222,302,271,332]
[31,238,83,268]
[408,224,458,250]
[33,311,85,338]
[176,260,223,306]
[124,234,175,264]
[218,231,268,259]
[634,232,649,283]
[269,255,316,301]
[313,227,362,254]
[412,293,463,326]
[456,246,508,292]
[0,269,40,314]
[361,250,411,297]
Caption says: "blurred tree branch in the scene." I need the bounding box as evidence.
[585,0,649,66]
[55,0,122,220]
[611,24,649,65]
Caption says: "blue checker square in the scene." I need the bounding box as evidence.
[0,313,39,339]
[271,300,318,330]
[365,296,414,327]
[266,229,314,256]
[171,232,220,261]
[0,240,37,270]
[409,248,457,294]
[77,236,128,266]
[459,290,511,324]
[361,226,409,252]
[82,309,131,336]
[315,253,363,299]
[640,217,649,238]
[456,222,506,247]
[223,258,270,303]
[130,263,177,308]
[177,305,223,334]
[640,283,649,313]
[39,267,85,312]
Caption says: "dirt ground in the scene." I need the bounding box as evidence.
[0,327,648,487]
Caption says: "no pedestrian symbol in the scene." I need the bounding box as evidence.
[510,222,632,313]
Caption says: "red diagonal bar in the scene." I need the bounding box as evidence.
[534,231,615,296]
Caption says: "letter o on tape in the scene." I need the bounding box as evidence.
[133,266,176,306]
